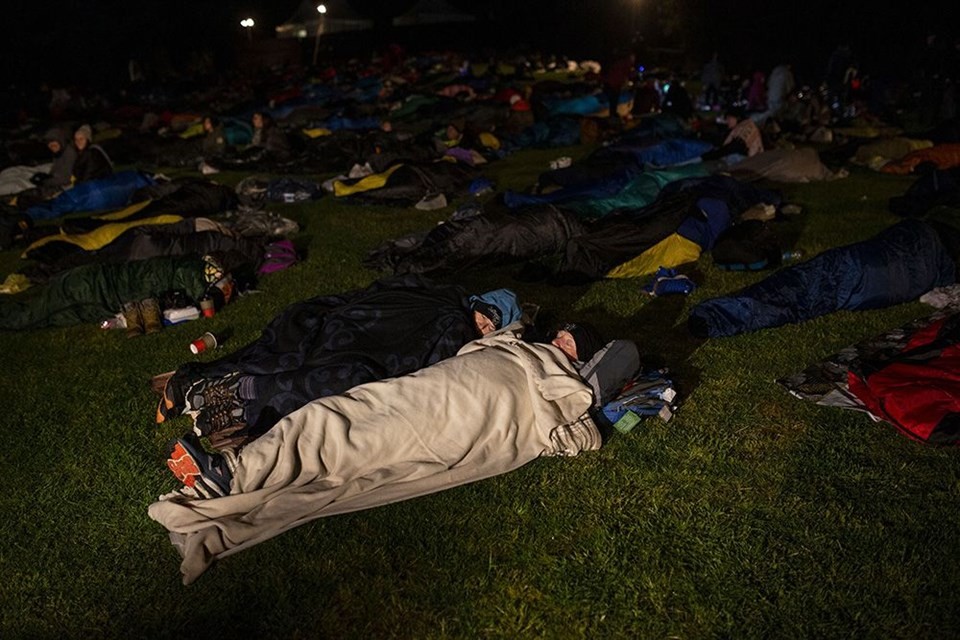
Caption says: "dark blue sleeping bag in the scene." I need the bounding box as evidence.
[689,220,956,338]
[27,170,155,221]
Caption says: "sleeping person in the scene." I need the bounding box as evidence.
[150,321,641,584]
[156,275,523,450]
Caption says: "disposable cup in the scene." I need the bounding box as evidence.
[200,298,215,318]
[189,331,218,354]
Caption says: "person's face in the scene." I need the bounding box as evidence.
[73,132,88,150]
[47,140,61,154]
[203,118,213,132]
[252,113,264,129]
[551,330,578,361]
[724,115,738,129]
[473,310,496,336]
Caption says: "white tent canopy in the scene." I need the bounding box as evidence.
[276,0,374,38]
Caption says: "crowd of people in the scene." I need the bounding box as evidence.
[2,35,960,581]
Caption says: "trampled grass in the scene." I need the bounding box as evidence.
[1,148,959,639]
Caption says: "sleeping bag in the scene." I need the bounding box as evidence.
[366,205,585,276]
[163,275,485,438]
[26,170,155,222]
[688,219,956,338]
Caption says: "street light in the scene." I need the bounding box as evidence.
[240,17,255,42]
[312,4,328,66]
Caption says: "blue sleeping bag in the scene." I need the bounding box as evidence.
[27,171,155,222]
[689,220,956,338]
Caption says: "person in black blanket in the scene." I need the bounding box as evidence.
[156,276,522,451]
[164,318,643,500]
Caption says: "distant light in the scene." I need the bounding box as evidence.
[317,4,327,13]
[297,29,308,38]
[240,18,255,28]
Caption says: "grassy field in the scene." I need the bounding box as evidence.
[1,145,959,639]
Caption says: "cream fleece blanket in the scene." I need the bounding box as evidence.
[149,332,600,584]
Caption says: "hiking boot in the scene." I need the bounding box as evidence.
[121,301,143,338]
[165,433,232,498]
[140,297,163,334]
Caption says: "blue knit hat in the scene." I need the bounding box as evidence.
[469,288,521,330]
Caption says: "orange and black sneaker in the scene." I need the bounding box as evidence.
[164,434,232,499]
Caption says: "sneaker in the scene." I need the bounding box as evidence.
[183,371,243,418]
[140,297,163,334]
[194,394,247,439]
[165,434,232,498]
[121,301,143,338]
[156,373,192,424]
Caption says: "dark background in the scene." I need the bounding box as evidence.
[2,0,953,89]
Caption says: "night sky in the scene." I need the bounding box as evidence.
[2,0,954,88]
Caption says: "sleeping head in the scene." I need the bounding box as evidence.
[469,288,521,336]
[551,322,605,363]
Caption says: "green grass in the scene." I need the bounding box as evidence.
[1,149,959,639]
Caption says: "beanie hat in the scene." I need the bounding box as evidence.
[562,322,605,363]
[471,301,502,329]
[44,127,68,146]
[75,124,93,142]
[469,288,521,330]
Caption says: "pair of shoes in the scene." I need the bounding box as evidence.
[121,298,163,338]
[165,433,233,498]
[141,298,163,334]
[641,267,696,297]
[183,372,247,438]
[121,301,143,338]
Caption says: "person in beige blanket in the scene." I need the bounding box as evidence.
[149,323,639,584]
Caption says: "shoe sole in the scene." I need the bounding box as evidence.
[165,437,231,498]
[156,380,179,424]
[166,441,202,487]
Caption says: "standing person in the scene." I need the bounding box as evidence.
[701,52,725,110]
[761,63,795,123]
[601,49,636,123]
[746,69,767,112]
[825,43,853,114]
[71,124,113,183]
